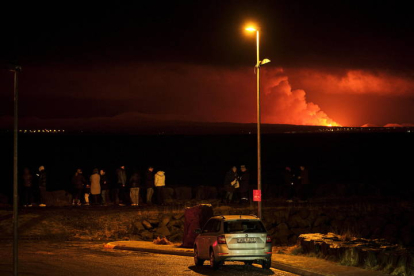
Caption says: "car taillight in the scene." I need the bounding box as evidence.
[266,235,272,243]
[217,235,226,244]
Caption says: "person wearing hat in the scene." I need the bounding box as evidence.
[116,165,127,206]
[72,168,86,206]
[129,168,141,206]
[37,166,47,207]
[238,165,250,205]
[100,169,110,205]
[223,166,238,204]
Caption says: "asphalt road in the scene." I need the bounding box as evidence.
[0,241,298,276]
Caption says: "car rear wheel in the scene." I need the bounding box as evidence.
[244,261,253,265]
[209,250,220,270]
[262,260,271,269]
[194,247,204,266]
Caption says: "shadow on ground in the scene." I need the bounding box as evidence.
[188,263,275,275]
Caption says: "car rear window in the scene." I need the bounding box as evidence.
[224,220,266,233]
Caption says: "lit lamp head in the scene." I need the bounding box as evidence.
[245,26,257,32]
[260,58,271,65]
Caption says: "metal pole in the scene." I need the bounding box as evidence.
[12,66,20,276]
[256,31,262,219]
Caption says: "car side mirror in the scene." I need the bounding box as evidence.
[194,228,201,234]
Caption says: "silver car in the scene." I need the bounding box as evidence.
[193,215,272,269]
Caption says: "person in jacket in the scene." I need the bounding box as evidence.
[116,165,127,206]
[223,166,238,204]
[22,167,33,207]
[90,168,101,205]
[145,166,155,204]
[283,166,295,201]
[238,165,250,205]
[100,169,109,205]
[37,166,47,207]
[72,168,86,206]
[298,166,311,201]
[154,170,165,205]
[129,169,141,206]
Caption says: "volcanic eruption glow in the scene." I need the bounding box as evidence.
[262,69,341,127]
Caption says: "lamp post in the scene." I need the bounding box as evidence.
[9,64,21,276]
[245,26,270,219]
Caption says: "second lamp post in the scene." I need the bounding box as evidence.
[245,26,270,219]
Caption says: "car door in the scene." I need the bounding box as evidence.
[203,219,221,252]
[198,219,215,259]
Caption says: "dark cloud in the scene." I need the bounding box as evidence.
[1,1,413,129]
[2,1,414,71]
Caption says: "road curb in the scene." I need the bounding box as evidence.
[111,245,194,257]
[109,244,325,276]
[271,261,325,276]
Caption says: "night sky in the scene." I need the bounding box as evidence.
[1,1,413,128]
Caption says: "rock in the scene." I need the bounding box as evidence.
[156,225,171,237]
[159,215,172,227]
[311,225,330,234]
[174,187,192,200]
[167,219,182,228]
[147,216,159,224]
[140,230,153,240]
[288,214,310,228]
[142,220,153,229]
[299,208,311,220]
[195,186,217,200]
[169,232,183,242]
[153,236,173,245]
[161,187,175,203]
[130,235,142,241]
[173,213,184,220]
[133,221,145,232]
[273,223,291,245]
[288,235,298,245]
[298,232,402,273]
[291,227,311,236]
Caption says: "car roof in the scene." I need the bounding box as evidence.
[211,215,260,221]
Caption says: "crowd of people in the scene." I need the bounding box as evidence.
[222,165,311,204]
[282,166,310,201]
[19,164,310,207]
[223,165,250,205]
[20,165,166,207]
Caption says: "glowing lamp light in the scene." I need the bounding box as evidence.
[245,26,257,32]
[261,58,271,65]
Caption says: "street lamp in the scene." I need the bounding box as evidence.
[9,64,21,276]
[245,26,270,219]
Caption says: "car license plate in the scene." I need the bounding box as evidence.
[237,237,256,243]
